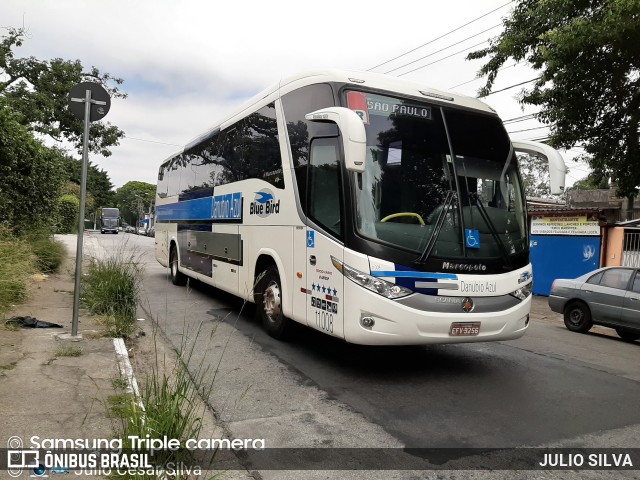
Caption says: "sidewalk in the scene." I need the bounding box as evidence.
[0,234,116,478]
[0,234,254,479]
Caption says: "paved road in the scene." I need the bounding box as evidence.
[94,232,640,478]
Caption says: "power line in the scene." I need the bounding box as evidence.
[525,136,550,142]
[507,125,550,134]
[503,113,538,124]
[449,63,517,89]
[479,77,540,97]
[367,1,513,71]
[123,135,182,147]
[397,39,491,77]
[384,23,502,74]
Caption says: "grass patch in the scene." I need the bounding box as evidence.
[0,362,17,371]
[81,243,142,338]
[55,345,83,357]
[23,229,66,273]
[0,227,36,317]
[111,325,218,478]
[111,377,129,390]
[108,393,134,418]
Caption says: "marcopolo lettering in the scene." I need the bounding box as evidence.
[212,192,242,221]
[442,261,487,272]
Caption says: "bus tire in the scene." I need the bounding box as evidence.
[170,245,187,286]
[258,266,289,339]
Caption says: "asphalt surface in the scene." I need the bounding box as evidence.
[103,232,640,479]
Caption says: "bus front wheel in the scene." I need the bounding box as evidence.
[170,246,187,286]
[258,266,289,339]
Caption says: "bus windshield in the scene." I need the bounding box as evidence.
[102,218,119,228]
[347,91,527,263]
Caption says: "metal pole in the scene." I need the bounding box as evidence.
[71,89,92,337]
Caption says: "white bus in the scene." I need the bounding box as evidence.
[155,69,566,345]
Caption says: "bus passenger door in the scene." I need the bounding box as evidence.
[305,137,345,339]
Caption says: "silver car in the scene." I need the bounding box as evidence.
[549,266,640,341]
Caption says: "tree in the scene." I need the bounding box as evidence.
[56,194,80,234]
[115,181,156,226]
[468,0,640,199]
[59,182,95,213]
[59,156,115,209]
[0,107,66,233]
[0,27,127,157]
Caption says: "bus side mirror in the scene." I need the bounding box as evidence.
[305,107,366,173]
[511,140,567,195]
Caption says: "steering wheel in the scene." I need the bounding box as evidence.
[380,212,425,225]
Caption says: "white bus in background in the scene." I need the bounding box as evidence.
[154,69,566,345]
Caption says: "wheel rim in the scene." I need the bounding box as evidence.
[569,308,583,326]
[263,281,281,323]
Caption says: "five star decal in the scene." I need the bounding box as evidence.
[311,283,338,297]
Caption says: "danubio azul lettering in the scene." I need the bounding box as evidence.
[460,281,496,293]
[212,192,242,220]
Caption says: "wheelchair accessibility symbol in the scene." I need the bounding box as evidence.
[465,229,480,249]
[307,231,315,248]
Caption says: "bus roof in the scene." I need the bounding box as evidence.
[163,69,497,166]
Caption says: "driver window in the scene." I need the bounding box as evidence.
[308,137,342,237]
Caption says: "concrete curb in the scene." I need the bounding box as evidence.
[113,337,144,411]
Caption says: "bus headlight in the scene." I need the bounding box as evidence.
[510,282,532,301]
[331,256,412,299]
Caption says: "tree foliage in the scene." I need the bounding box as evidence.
[0,27,127,157]
[468,0,640,198]
[59,156,115,209]
[570,172,610,190]
[115,181,156,225]
[56,194,80,234]
[0,107,66,233]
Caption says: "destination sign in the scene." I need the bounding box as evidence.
[347,91,432,122]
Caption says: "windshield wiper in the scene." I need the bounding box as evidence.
[415,190,456,265]
[470,193,512,268]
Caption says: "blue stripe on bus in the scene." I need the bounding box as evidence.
[370,271,458,280]
[156,197,212,221]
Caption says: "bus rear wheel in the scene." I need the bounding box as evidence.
[258,266,289,339]
[170,245,187,286]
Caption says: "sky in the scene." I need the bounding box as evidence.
[0,0,592,190]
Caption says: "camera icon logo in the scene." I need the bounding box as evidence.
[7,436,41,478]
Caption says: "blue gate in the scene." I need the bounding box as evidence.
[529,235,601,296]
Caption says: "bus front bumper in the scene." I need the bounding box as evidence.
[342,285,531,346]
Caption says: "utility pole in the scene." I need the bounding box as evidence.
[67,82,111,338]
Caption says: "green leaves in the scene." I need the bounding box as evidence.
[115,181,157,225]
[1,26,124,233]
[0,107,66,233]
[0,27,126,157]
[469,0,640,198]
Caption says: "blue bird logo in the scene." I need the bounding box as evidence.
[254,191,274,204]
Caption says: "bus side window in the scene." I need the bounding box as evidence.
[308,137,342,237]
